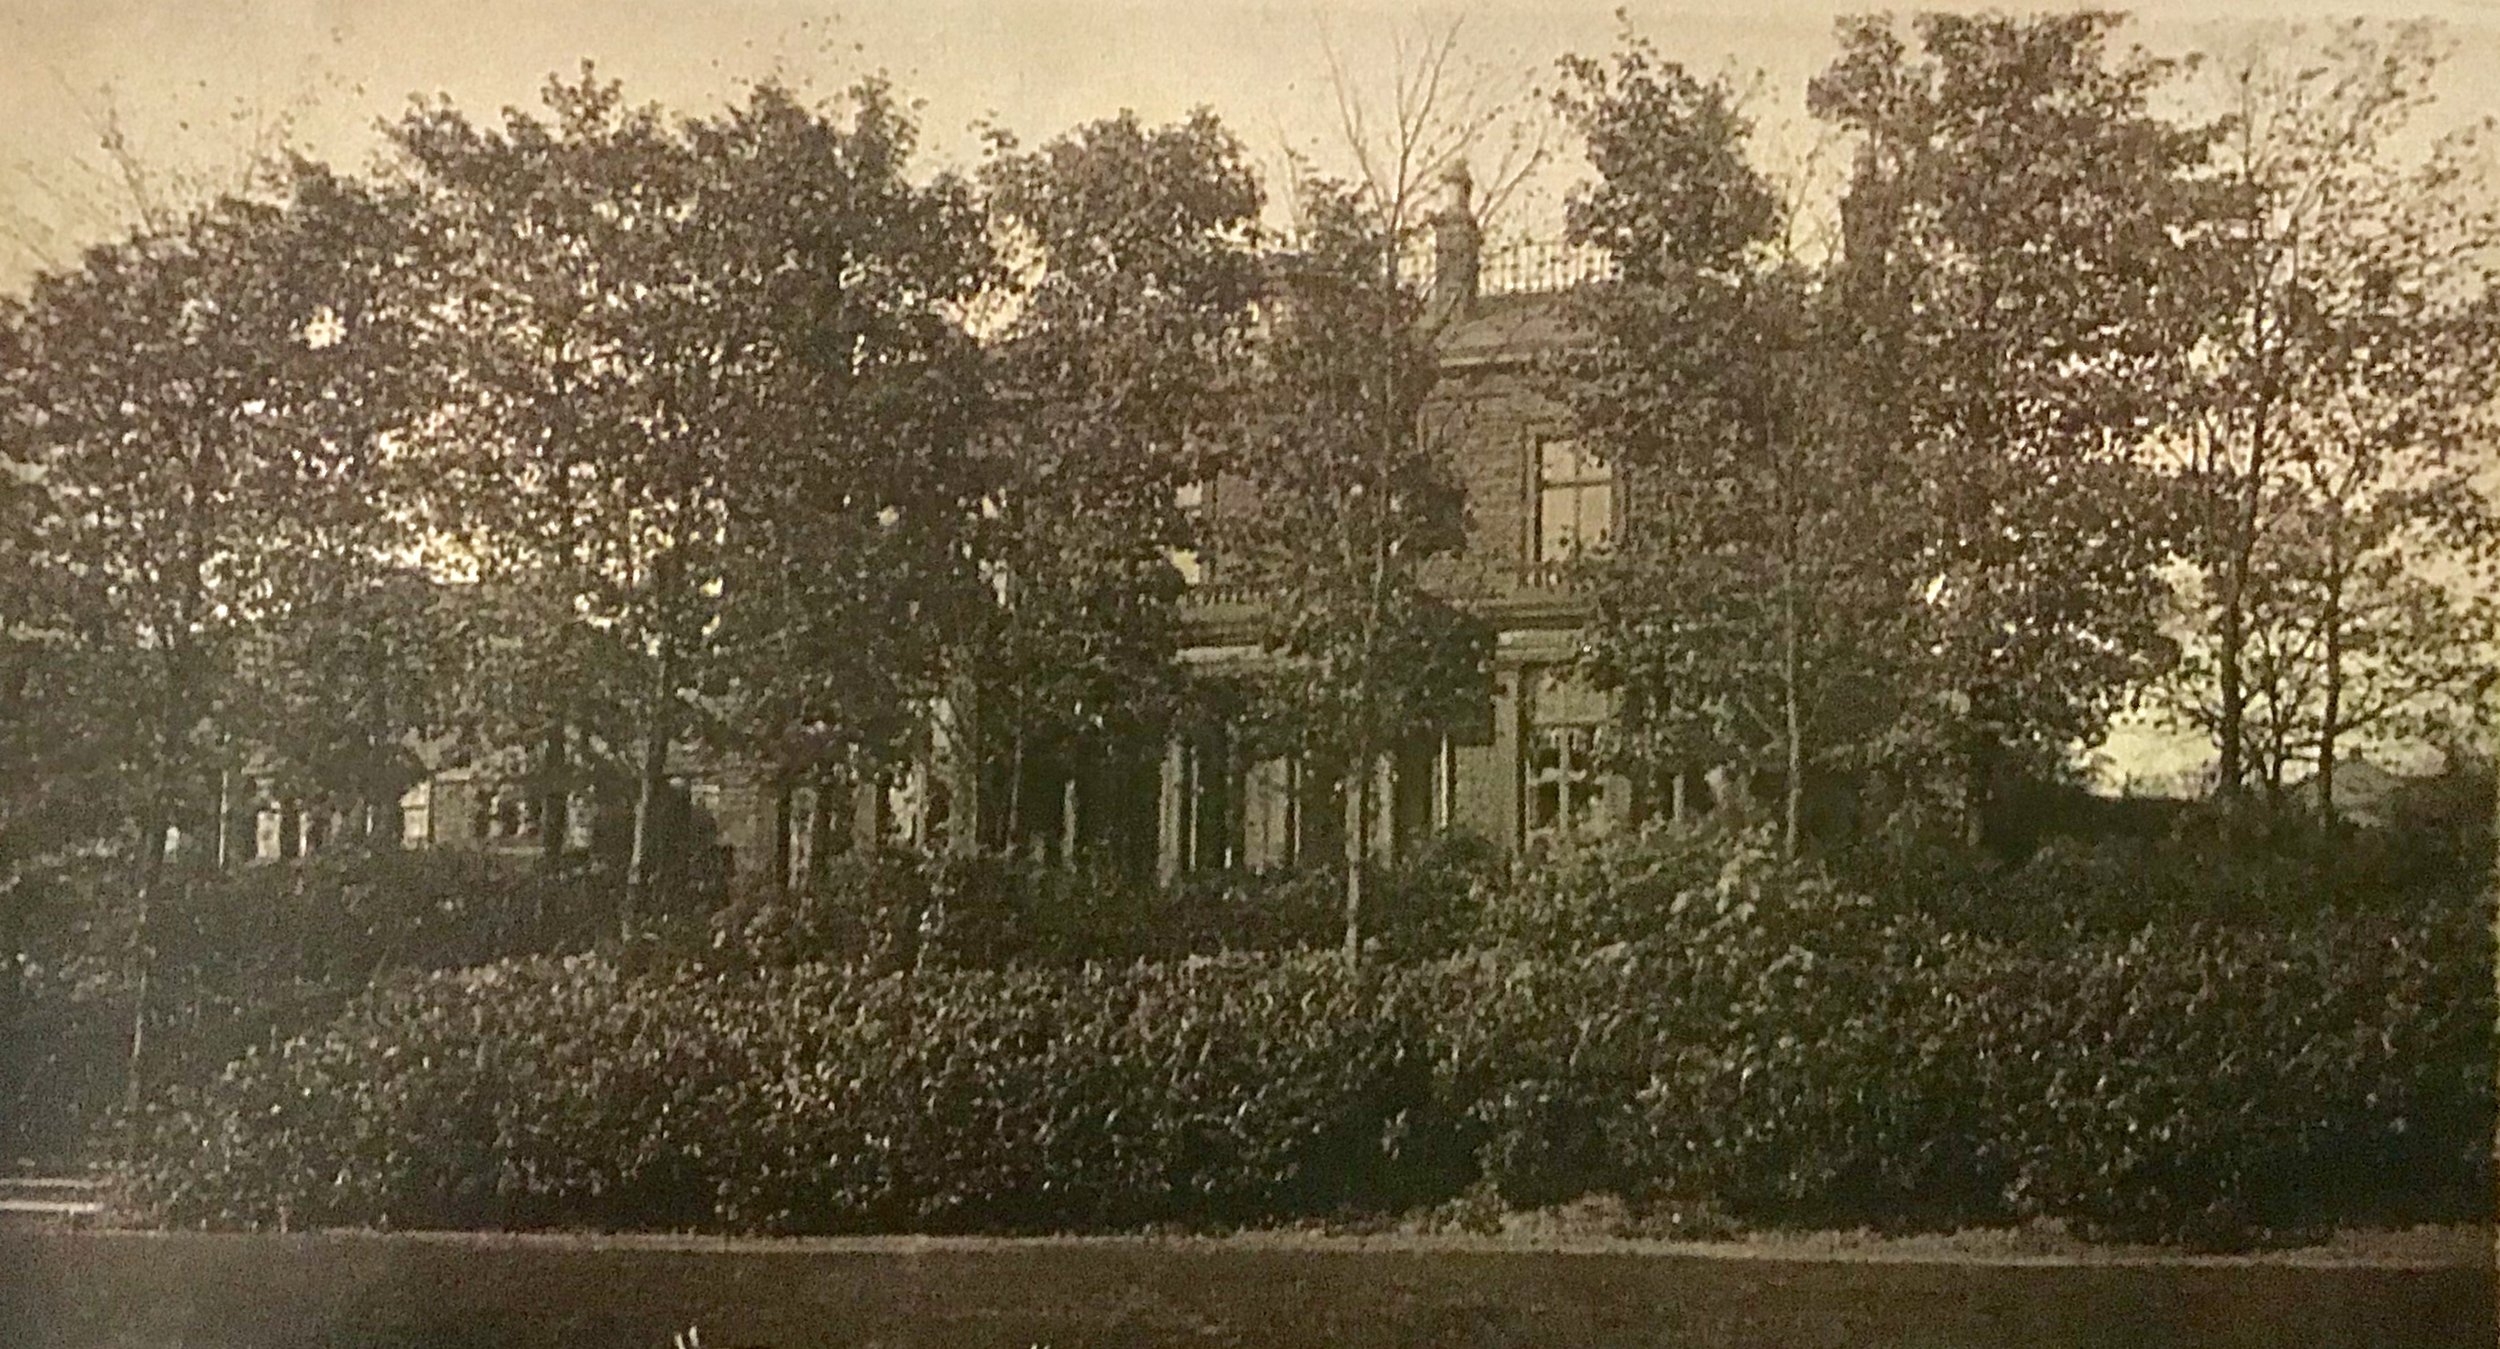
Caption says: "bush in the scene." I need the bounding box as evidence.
[1367,831,1510,959]
[1611,918,2023,1228]
[700,843,1489,972]
[131,957,730,1231]
[1,850,618,1165]
[130,852,2493,1247]
[2004,911,2495,1243]
[1836,771,2495,944]
[135,952,1456,1234]
[1468,827,1881,956]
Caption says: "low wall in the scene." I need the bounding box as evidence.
[1,1231,2489,1349]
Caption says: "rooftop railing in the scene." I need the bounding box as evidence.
[1394,238,1621,299]
[1477,242,1620,297]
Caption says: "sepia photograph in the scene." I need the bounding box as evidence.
[0,1,2494,1344]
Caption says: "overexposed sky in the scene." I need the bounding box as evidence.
[7,1,2500,288]
[5,0,2494,784]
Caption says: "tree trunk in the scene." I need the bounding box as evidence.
[2216,575,2247,808]
[2218,348,2277,819]
[771,772,795,894]
[1780,582,1805,859]
[0,846,28,1159]
[1059,773,1080,865]
[1004,731,1026,854]
[1961,726,1994,853]
[540,721,569,870]
[212,768,232,871]
[1783,704,1805,858]
[2317,567,2345,833]
[945,674,980,858]
[806,765,838,885]
[1341,754,1367,966]
[622,644,676,936]
[122,770,175,1137]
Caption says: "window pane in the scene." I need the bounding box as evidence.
[1581,483,1613,550]
[1538,488,1577,563]
[1539,438,1581,482]
[1529,781,1561,832]
[1576,779,1611,835]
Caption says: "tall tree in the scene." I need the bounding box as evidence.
[975,109,1266,855]
[1,167,407,887]
[1223,177,1490,962]
[697,84,996,871]
[216,169,443,847]
[0,355,119,1071]
[1810,11,2220,843]
[1555,36,1920,856]
[2165,21,2500,819]
[388,72,991,918]
[0,163,408,1109]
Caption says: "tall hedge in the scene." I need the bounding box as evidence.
[134,890,2492,1246]
[1,852,616,1164]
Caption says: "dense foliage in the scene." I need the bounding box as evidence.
[0,852,615,1163]
[132,837,2491,1248]
[703,833,1509,972]
[3,14,2494,1263]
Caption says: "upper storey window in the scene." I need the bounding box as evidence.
[1535,438,1613,564]
[1170,479,1209,585]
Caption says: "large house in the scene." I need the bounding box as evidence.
[928,174,1664,884]
[1152,200,1629,874]
[248,176,1672,886]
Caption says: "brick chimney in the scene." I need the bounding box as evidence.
[1428,164,1480,316]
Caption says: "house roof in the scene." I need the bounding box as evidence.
[1433,290,1578,369]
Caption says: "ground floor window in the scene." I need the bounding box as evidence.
[401,783,431,848]
[1525,725,1608,845]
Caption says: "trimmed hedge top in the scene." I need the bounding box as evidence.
[133,850,2494,1248]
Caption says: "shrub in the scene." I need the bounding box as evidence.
[134,953,1456,1234]
[1140,865,1342,958]
[715,956,1450,1232]
[702,847,1467,972]
[1400,948,1659,1208]
[703,850,937,971]
[1,851,616,1165]
[1610,921,2028,1227]
[130,869,2494,1247]
[1836,779,2495,944]
[2004,909,2496,1244]
[1367,831,1509,959]
[1465,827,1873,955]
[132,957,732,1231]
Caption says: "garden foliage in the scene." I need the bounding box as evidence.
[131,836,2493,1247]
[0,851,615,1163]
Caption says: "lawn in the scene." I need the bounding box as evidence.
[1,1226,2488,1349]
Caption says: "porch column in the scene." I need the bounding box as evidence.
[1369,753,1396,863]
[851,771,884,853]
[1156,738,1187,886]
[1241,757,1294,870]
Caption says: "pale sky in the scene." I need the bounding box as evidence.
[8,0,2500,288]
[5,0,2495,784]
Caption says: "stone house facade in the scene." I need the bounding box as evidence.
[249,180,1666,887]
[1148,196,1634,880]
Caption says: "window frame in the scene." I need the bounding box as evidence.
[1531,435,1615,566]
[1523,724,1609,846]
